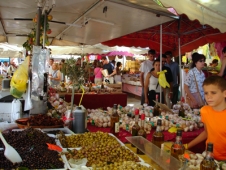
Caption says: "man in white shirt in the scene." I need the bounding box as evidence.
[1,61,8,76]
[48,58,54,84]
[7,59,17,76]
[140,49,155,105]
[49,58,54,75]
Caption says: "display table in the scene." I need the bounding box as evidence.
[87,123,205,153]
[64,93,127,109]
[122,83,142,96]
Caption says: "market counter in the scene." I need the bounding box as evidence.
[122,83,142,96]
[64,93,127,109]
[87,123,205,154]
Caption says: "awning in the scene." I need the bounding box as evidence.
[102,14,226,55]
[160,0,226,33]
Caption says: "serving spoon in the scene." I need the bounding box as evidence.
[0,131,22,163]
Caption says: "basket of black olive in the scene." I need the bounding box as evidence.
[16,114,64,129]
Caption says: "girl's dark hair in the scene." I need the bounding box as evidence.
[203,76,226,92]
[222,46,226,53]
[153,59,160,66]
[96,61,102,68]
[191,53,206,68]
[116,62,122,67]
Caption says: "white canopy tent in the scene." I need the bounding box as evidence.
[160,0,226,33]
[48,43,149,56]
[0,43,24,58]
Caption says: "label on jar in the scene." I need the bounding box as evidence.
[115,122,119,133]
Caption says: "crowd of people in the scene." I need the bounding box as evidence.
[140,47,226,110]
[0,59,18,77]
[47,57,123,87]
[139,48,226,160]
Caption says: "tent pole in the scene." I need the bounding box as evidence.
[178,37,182,100]
[160,24,162,103]
[35,7,42,46]
[42,11,47,47]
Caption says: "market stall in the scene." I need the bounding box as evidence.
[64,93,127,109]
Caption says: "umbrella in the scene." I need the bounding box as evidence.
[102,14,226,56]
[105,51,134,57]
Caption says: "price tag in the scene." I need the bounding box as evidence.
[46,143,62,152]
[115,122,120,133]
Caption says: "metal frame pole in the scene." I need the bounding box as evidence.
[43,11,47,47]
[160,24,162,103]
[35,7,42,46]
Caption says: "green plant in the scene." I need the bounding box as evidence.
[64,57,90,109]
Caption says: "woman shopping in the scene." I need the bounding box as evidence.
[144,59,162,106]
[94,61,103,85]
[49,62,61,87]
[108,62,122,84]
[184,53,206,108]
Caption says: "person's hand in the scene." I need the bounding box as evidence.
[145,98,149,105]
[168,92,173,99]
[191,98,198,108]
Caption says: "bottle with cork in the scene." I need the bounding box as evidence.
[136,113,146,155]
[131,108,140,147]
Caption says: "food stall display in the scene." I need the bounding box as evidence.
[0,128,65,169]
[57,131,153,169]
[122,74,141,86]
[125,60,140,73]
[87,102,202,133]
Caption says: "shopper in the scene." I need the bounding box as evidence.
[1,61,8,76]
[7,58,17,75]
[144,59,161,106]
[140,49,155,105]
[94,61,103,85]
[165,51,180,106]
[101,56,114,84]
[49,62,61,87]
[48,58,54,74]
[108,62,122,84]
[218,46,226,78]
[184,53,206,108]
[185,76,226,161]
[59,59,66,82]
[161,55,174,107]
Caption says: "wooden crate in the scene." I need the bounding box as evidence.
[105,83,122,93]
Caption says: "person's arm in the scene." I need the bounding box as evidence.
[144,73,151,104]
[187,124,207,149]
[218,58,226,76]
[140,72,144,87]
[184,84,195,100]
[177,64,180,86]
[51,71,61,81]
[109,69,116,77]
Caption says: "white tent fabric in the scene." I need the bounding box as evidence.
[48,44,149,55]
[160,0,226,33]
[0,43,24,58]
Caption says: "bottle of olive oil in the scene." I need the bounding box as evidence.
[110,104,120,137]
[200,143,217,170]
[136,113,146,155]
[153,94,160,116]
[152,119,164,148]
[131,109,140,147]
[171,129,185,160]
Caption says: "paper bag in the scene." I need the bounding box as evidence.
[23,80,33,111]
[11,99,22,122]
